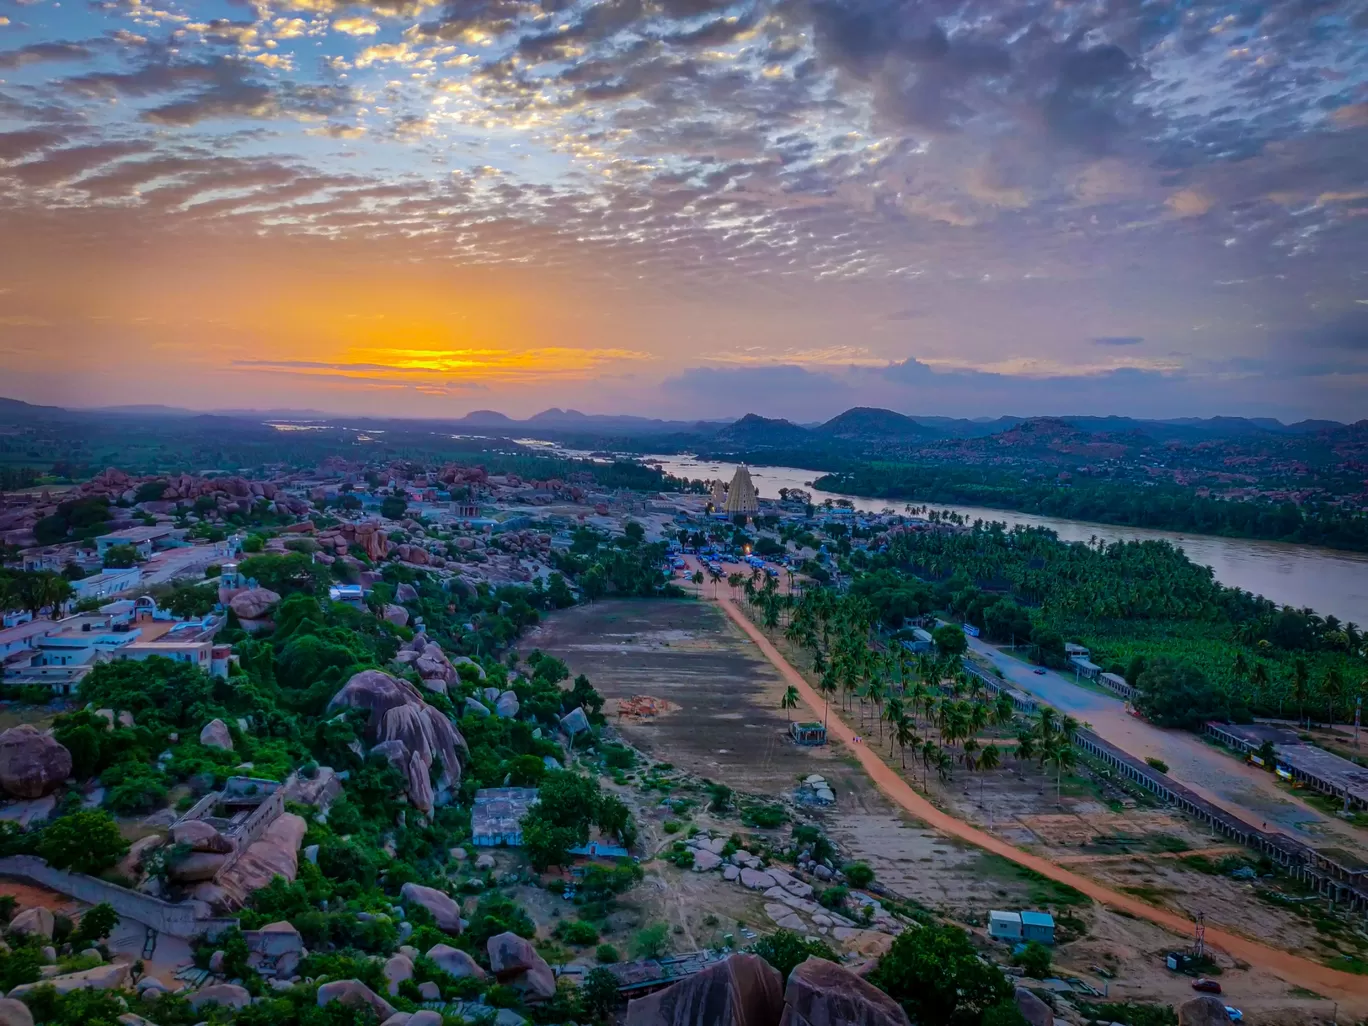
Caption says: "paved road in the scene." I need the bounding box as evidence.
[140,546,222,586]
[963,633,1367,853]
[713,591,1368,1007]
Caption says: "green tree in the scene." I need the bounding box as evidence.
[381,494,408,520]
[780,685,800,721]
[932,625,968,657]
[37,811,128,875]
[101,545,140,569]
[72,903,120,948]
[1135,658,1242,729]
[1014,940,1052,979]
[580,966,621,1021]
[750,929,839,979]
[867,922,1014,1026]
[633,923,670,960]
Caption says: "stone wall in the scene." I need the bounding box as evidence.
[0,855,236,939]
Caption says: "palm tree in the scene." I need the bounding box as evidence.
[919,738,938,790]
[1250,661,1270,707]
[992,692,1016,728]
[1293,659,1310,726]
[1323,666,1346,725]
[894,713,917,769]
[817,669,838,729]
[780,685,800,721]
[883,695,905,755]
[976,742,1002,809]
[1044,735,1077,805]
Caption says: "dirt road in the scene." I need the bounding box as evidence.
[711,590,1368,1007]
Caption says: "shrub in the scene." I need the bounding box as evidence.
[817,885,848,911]
[596,944,620,964]
[1014,941,1052,979]
[1144,757,1169,774]
[844,861,875,888]
[555,920,600,946]
[741,804,787,829]
[633,923,670,960]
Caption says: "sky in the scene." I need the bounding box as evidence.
[0,0,1366,424]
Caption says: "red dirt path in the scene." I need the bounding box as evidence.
[711,589,1368,1008]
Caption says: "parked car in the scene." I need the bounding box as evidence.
[1225,1007,1242,1023]
[1033,668,1047,675]
[1191,980,1222,994]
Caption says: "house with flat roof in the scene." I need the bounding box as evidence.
[94,524,182,558]
[1020,910,1055,944]
[1069,656,1102,680]
[988,910,1022,942]
[70,567,142,602]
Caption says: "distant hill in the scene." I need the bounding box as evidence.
[0,396,68,422]
[819,407,937,441]
[712,414,813,448]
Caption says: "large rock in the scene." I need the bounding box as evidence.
[401,882,464,934]
[167,851,228,883]
[382,604,409,627]
[9,962,129,998]
[0,726,72,799]
[384,953,414,996]
[780,958,910,1026]
[739,869,776,890]
[317,979,396,1020]
[560,707,590,736]
[396,583,419,603]
[1013,987,1053,1026]
[327,670,467,812]
[199,719,233,751]
[0,998,33,1026]
[692,850,723,872]
[426,943,487,980]
[625,953,783,1026]
[7,907,53,940]
[1178,997,1231,1026]
[487,931,557,1001]
[189,983,252,1010]
[495,692,520,719]
[215,812,307,903]
[229,588,281,620]
[173,819,233,854]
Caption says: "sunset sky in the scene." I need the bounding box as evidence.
[1,0,1365,422]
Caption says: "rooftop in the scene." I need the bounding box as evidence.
[95,524,178,544]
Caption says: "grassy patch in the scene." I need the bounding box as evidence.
[975,852,1092,909]
[1119,884,1175,905]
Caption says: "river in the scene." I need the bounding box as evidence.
[645,455,1368,626]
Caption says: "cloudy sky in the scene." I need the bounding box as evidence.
[0,0,1365,422]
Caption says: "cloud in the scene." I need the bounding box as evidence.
[0,41,91,69]
[332,17,380,36]
[1092,336,1144,346]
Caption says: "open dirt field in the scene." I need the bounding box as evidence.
[525,596,1368,1017]
[520,600,1051,919]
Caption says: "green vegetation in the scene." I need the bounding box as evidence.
[749,929,839,978]
[1013,940,1052,978]
[867,922,1022,1026]
[869,523,1367,721]
[552,525,684,600]
[816,464,1368,552]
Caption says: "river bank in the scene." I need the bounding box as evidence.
[645,455,1368,627]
